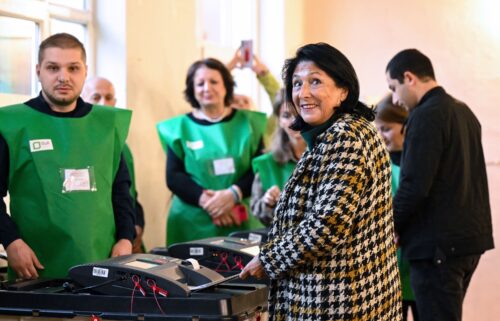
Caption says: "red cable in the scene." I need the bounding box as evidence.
[130,275,146,314]
[231,255,245,271]
[146,279,167,314]
[215,252,231,272]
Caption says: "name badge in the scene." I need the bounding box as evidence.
[29,139,53,152]
[186,140,204,150]
[213,158,235,176]
[62,168,96,192]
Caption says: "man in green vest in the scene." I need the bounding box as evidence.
[82,76,145,253]
[0,33,135,280]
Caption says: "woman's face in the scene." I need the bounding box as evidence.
[193,66,227,108]
[278,104,302,141]
[291,61,347,126]
[375,119,405,152]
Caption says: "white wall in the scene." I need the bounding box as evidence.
[125,0,198,249]
[94,0,127,107]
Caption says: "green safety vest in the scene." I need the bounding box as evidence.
[0,104,130,279]
[391,161,414,301]
[157,109,266,245]
[252,152,296,192]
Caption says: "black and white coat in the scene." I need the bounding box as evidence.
[260,113,402,321]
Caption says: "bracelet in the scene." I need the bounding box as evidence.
[229,186,241,203]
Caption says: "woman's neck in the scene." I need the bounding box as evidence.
[195,105,229,122]
[290,137,307,159]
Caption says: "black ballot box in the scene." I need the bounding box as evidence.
[229,227,270,244]
[0,254,269,321]
[167,237,269,285]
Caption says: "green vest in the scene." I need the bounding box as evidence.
[252,152,296,191]
[0,104,130,279]
[391,161,414,300]
[157,109,266,245]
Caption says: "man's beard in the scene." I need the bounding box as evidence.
[44,90,78,108]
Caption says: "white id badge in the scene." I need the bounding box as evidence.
[60,167,97,193]
[29,139,53,152]
[213,158,235,176]
[186,140,204,150]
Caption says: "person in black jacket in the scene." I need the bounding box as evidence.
[385,48,494,321]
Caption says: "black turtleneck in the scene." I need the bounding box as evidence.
[0,93,136,248]
[390,151,402,167]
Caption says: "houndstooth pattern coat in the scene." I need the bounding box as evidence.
[260,113,402,321]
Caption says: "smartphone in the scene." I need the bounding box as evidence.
[240,40,253,68]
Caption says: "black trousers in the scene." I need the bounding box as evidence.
[409,254,481,321]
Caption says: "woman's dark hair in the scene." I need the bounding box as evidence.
[183,58,235,108]
[282,43,374,130]
[270,88,295,164]
[375,93,408,124]
[272,88,286,117]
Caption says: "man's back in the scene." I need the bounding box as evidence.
[395,87,493,260]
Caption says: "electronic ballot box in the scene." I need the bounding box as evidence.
[168,237,259,273]
[69,253,227,297]
[0,254,268,320]
[167,236,268,285]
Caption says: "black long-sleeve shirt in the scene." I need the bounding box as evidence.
[0,93,136,248]
[166,111,263,206]
[393,86,494,260]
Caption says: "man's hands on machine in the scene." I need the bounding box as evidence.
[111,238,133,257]
[6,239,44,280]
[6,238,133,280]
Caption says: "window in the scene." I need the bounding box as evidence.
[0,0,93,96]
[0,16,38,95]
[196,0,270,112]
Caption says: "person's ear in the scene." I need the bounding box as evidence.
[340,88,348,102]
[36,64,41,78]
[403,71,416,85]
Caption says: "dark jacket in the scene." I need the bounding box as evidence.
[394,86,494,260]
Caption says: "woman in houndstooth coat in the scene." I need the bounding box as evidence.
[241,43,402,320]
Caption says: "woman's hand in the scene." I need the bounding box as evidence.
[201,189,238,227]
[263,185,281,208]
[240,255,266,280]
[198,189,215,208]
[203,189,235,217]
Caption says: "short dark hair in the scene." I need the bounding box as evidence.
[38,33,86,64]
[184,58,235,108]
[386,49,435,84]
[282,42,373,130]
[375,93,408,124]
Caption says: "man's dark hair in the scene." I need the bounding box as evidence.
[184,58,235,108]
[38,33,86,64]
[386,49,435,83]
[282,42,373,130]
